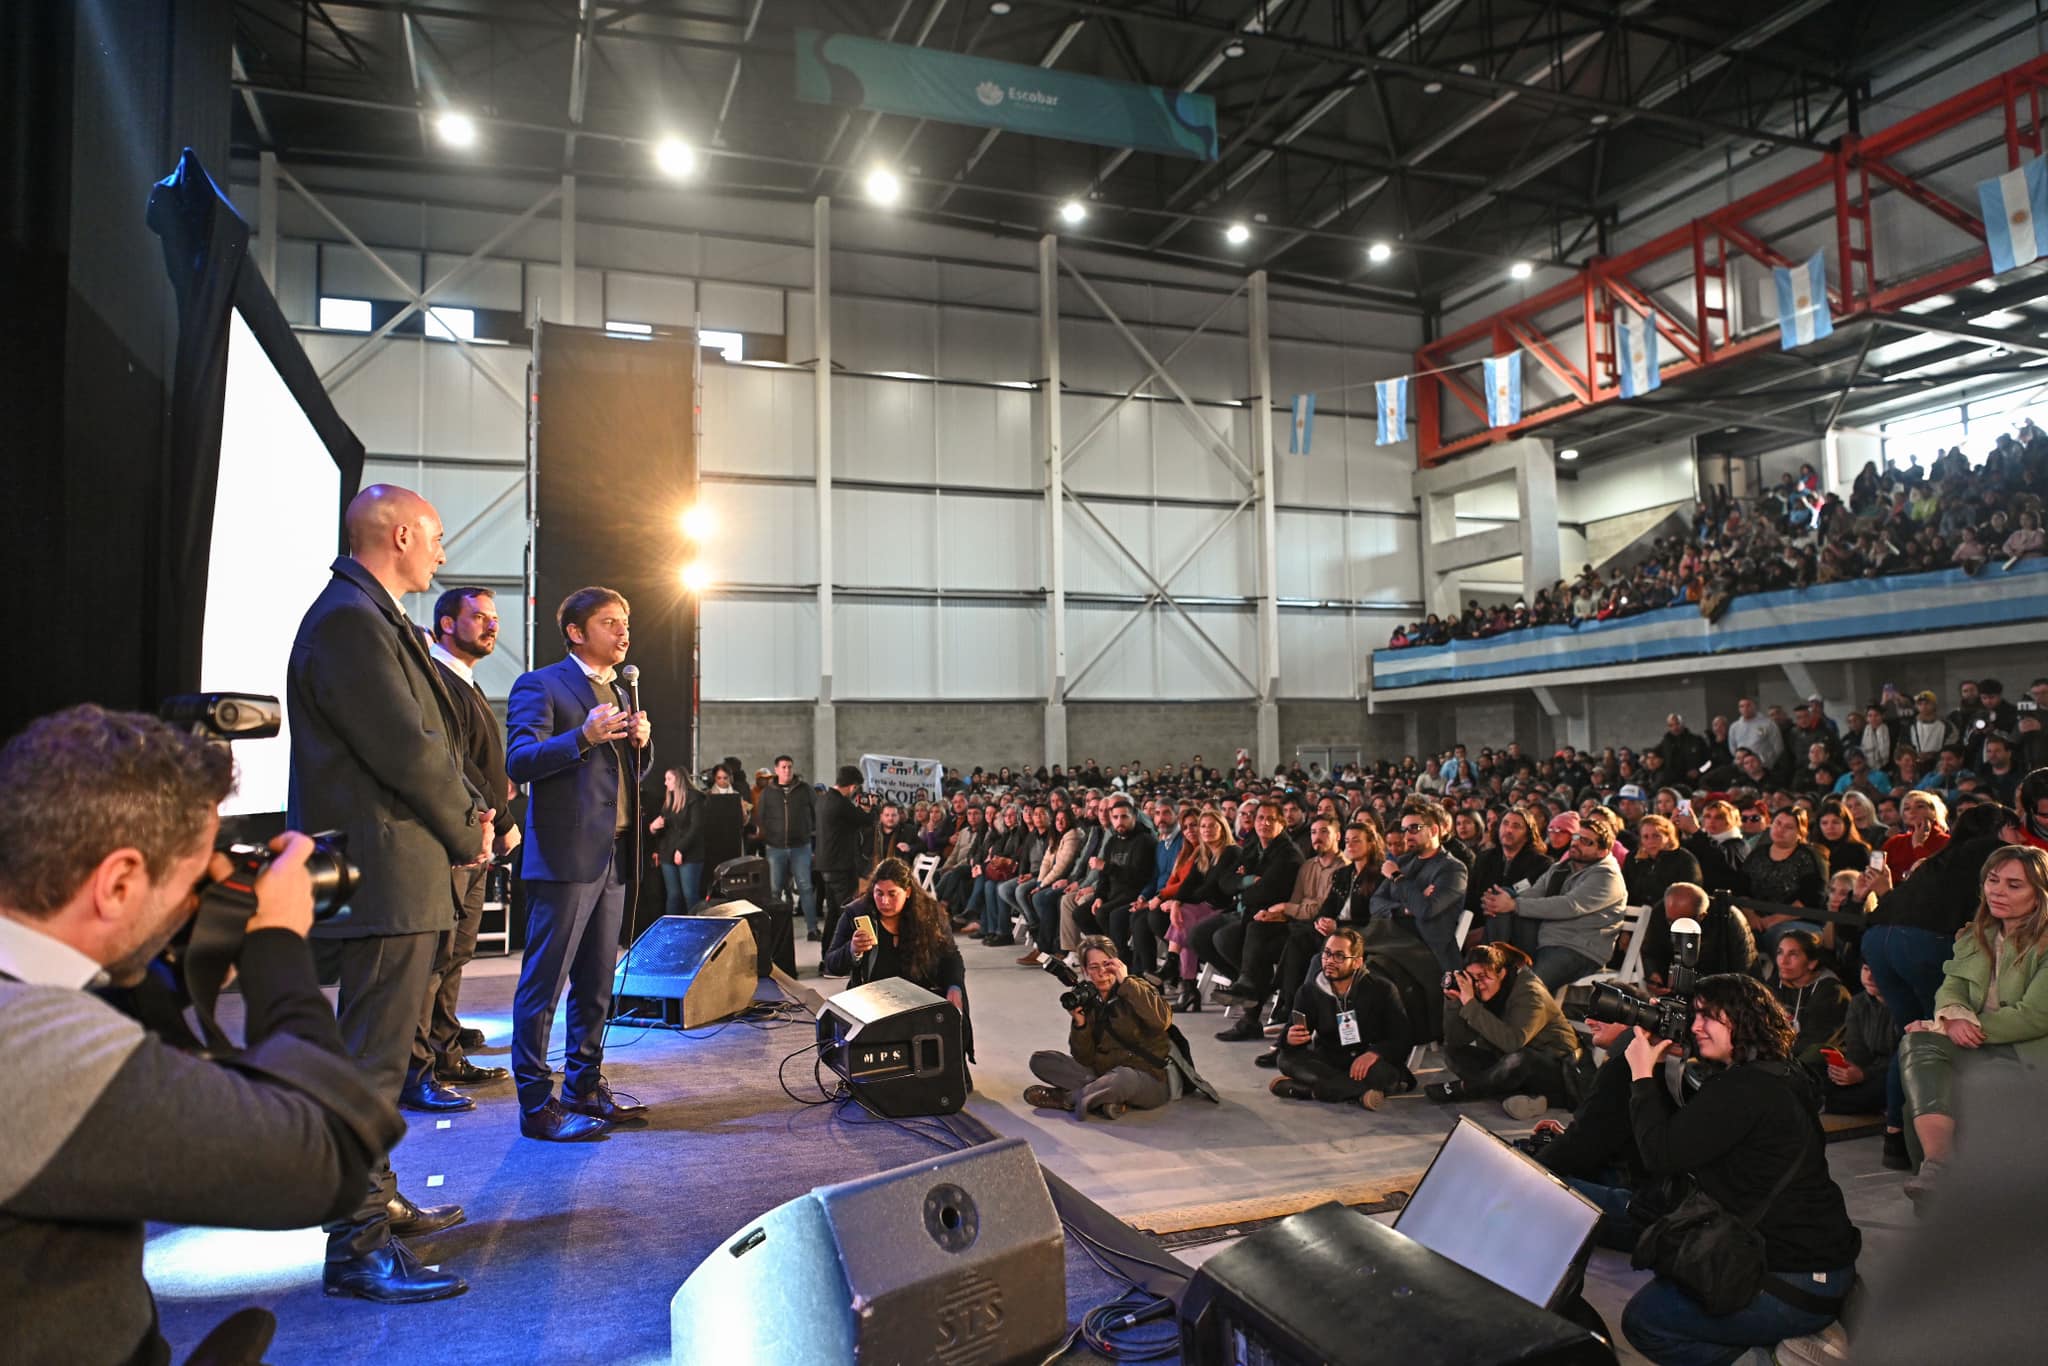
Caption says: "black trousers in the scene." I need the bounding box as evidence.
[816,870,857,955]
[312,929,440,1259]
[1445,1042,1579,1104]
[1190,913,1242,976]
[1278,1045,1407,1102]
[513,847,626,1114]
[1273,921,1326,1014]
[411,864,488,1078]
[1538,1051,1642,1180]
[1129,906,1170,977]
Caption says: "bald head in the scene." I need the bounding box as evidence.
[345,484,445,596]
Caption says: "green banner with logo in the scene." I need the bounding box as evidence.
[795,30,1218,162]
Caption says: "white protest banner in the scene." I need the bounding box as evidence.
[859,753,944,805]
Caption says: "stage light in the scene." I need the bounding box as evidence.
[1059,199,1087,225]
[680,561,714,593]
[655,137,696,178]
[680,504,715,540]
[1367,241,1393,264]
[1509,261,1533,280]
[1559,447,1580,462]
[436,111,478,148]
[866,167,902,205]
[1225,221,1251,245]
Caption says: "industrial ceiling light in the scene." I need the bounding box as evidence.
[1589,112,1610,125]
[865,166,902,205]
[1225,221,1251,245]
[989,1,1012,12]
[1509,261,1533,280]
[1224,40,1247,58]
[654,137,696,178]
[435,111,478,148]
[1558,447,1580,461]
[1367,241,1393,263]
[1059,199,1087,225]
[1423,80,1444,95]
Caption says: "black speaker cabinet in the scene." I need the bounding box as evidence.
[709,854,771,904]
[817,979,967,1117]
[697,897,794,979]
[1179,1203,1616,1366]
[612,915,759,1028]
[670,1137,1065,1365]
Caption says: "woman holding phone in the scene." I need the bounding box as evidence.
[824,857,973,1061]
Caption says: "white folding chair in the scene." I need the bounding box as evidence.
[1570,903,1651,991]
[911,853,939,894]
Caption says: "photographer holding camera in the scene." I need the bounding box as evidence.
[1024,936,1177,1121]
[0,706,402,1366]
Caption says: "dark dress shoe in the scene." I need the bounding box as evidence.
[563,1080,648,1124]
[435,1060,510,1087]
[1173,986,1202,1013]
[454,1027,487,1051]
[1215,1016,1265,1042]
[1425,1080,1468,1104]
[806,928,823,942]
[323,1240,467,1303]
[399,1074,475,1113]
[1254,1049,1280,1069]
[385,1193,466,1239]
[520,1097,612,1142]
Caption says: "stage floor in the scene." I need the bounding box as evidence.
[148,932,1916,1365]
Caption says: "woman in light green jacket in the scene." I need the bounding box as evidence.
[1898,844,2048,1201]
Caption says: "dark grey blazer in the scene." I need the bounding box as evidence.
[288,557,484,938]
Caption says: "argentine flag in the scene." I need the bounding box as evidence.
[1773,252,1833,350]
[1979,156,2048,275]
[1483,352,1521,428]
[1617,311,1660,398]
[1375,377,1407,446]
[1288,393,1315,455]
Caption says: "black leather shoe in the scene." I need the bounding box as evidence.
[1215,1015,1265,1042]
[454,1027,487,1051]
[385,1192,466,1240]
[563,1080,648,1124]
[435,1059,510,1086]
[1173,986,1202,1013]
[1254,1049,1280,1069]
[399,1074,475,1113]
[520,1097,612,1142]
[323,1240,468,1304]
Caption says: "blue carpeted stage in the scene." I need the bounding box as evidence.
[150,968,1168,1365]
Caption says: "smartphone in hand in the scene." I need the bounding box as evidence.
[1818,1046,1849,1070]
[1290,1010,1308,1030]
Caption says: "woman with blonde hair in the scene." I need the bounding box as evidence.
[1160,807,1240,1012]
[1898,844,2048,1200]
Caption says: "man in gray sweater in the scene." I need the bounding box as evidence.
[0,706,403,1366]
[1478,816,1626,990]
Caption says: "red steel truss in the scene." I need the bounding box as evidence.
[1414,55,2048,466]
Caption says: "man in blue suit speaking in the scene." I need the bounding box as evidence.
[506,587,654,1141]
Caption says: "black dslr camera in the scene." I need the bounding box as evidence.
[1041,955,1103,1013]
[1568,915,1703,1045]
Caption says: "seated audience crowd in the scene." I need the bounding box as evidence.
[1385,425,2048,648]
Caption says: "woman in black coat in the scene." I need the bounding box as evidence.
[1623,816,1703,910]
[697,762,750,875]
[824,857,974,1062]
[649,767,706,915]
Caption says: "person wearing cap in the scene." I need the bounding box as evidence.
[1905,690,1957,758]
[1611,785,1648,853]
[814,765,875,956]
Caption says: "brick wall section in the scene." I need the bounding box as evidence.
[696,702,814,779]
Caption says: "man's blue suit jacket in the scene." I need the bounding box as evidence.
[506,656,655,884]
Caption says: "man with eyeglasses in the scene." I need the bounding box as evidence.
[1270,929,1411,1110]
[1478,817,1626,993]
[1364,800,1469,1022]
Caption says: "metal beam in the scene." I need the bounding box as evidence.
[813,195,837,771]
[1249,270,1279,770]
[1867,310,2048,360]
[1061,284,1245,471]
[1040,234,1067,765]
[934,19,1086,210]
[710,0,768,148]
[231,47,272,145]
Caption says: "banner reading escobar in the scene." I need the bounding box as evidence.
[860,753,945,806]
[796,30,1219,162]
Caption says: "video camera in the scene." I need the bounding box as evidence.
[1040,955,1103,1013]
[1566,916,1702,1045]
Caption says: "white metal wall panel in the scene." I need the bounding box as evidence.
[835,486,937,589]
[1278,609,1357,698]
[421,342,527,457]
[938,259,1037,312]
[523,265,605,326]
[1274,510,1349,602]
[836,599,938,697]
[1343,418,1414,513]
[1066,604,1158,698]
[834,295,937,375]
[700,364,813,478]
[272,240,319,324]
[935,385,1035,489]
[1157,607,1257,699]
[1155,502,1254,598]
[700,235,813,289]
[937,602,1043,698]
[1061,394,1154,497]
[701,596,818,699]
[401,461,527,576]
[1064,499,1155,598]
[303,332,426,452]
[1150,404,1247,503]
[319,243,420,299]
[1061,317,1148,395]
[835,252,939,301]
[703,481,817,587]
[1270,408,1343,507]
[1349,515,1423,603]
[936,495,1040,591]
[835,376,936,483]
[422,253,522,310]
[602,272,696,326]
[700,281,785,335]
[935,306,1037,384]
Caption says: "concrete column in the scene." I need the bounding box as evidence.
[257,151,277,286]
[1248,271,1281,774]
[1419,489,1461,616]
[559,174,577,324]
[1513,437,1562,601]
[812,196,837,775]
[1039,234,1068,769]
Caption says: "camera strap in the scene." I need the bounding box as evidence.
[178,895,260,1054]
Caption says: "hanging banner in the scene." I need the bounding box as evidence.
[1288,393,1315,455]
[1483,352,1522,428]
[795,30,1219,162]
[1978,156,2048,275]
[1375,376,1408,446]
[859,752,944,806]
[1773,251,1834,349]
[1617,311,1660,398]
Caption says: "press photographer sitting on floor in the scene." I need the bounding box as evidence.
[1025,935,1178,1121]
[1269,928,1412,1110]
[0,705,403,1366]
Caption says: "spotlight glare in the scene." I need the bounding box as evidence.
[865,167,902,205]
[435,111,478,148]
[680,504,715,540]
[1367,241,1393,263]
[1509,260,1534,280]
[654,137,696,178]
[1559,447,1580,462]
[1059,199,1087,225]
[680,561,714,593]
[1225,221,1251,245]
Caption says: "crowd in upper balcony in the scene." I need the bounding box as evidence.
[1387,421,2048,650]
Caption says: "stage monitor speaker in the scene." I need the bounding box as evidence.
[709,854,770,904]
[670,1137,1065,1366]
[613,915,759,1028]
[1178,1202,1617,1366]
[698,898,795,979]
[817,979,966,1117]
